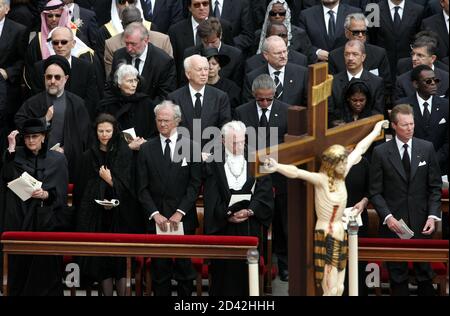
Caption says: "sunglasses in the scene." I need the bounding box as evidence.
[118,0,136,5]
[51,40,69,46]
[256,98,274,102]
[422,78,440,85]
[269,11,286,17]
[46,13,61,19]
[350,30,367,36]
[192,1,210,8]
[45,74,64,81]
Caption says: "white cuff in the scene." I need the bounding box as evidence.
[149,211,159,221]
[428,215,441,222]
[316,49,321,56]
[383,214,393,225]
[176,209,186,216]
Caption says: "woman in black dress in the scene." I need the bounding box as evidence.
[74,113,143,296]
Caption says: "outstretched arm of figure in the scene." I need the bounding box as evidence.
[346,120,389,173]
[263,157,322,186]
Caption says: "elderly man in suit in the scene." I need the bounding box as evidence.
[104,6,173,77]
[369,103,442,296]
[110,22,176,104]
[242,36,308,107]
[299,0,361,62]
[396,65,449,175]
[137,100,202,296]
[168,54,231,148]
[235,74,291,282]
[328,40,385,125]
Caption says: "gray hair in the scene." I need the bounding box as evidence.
[345,39,366,54]
[261,35,285,53]
[221,120,247,137]
[124,22,149,41]
[184,54,208,72]
[0,0,10,6]
[114,64,138,85]
[252,74,276,93]
[154,100,182,124]
[344,13,368,29]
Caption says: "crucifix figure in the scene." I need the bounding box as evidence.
[250,62,386,295]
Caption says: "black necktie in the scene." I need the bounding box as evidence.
[134,57,141,73]
[194,92,202,118]
[214,0,221,18]
[195,27,201,45]
[144,0,153,20]
[164,138,171,164]
[402,143,410,179]
[328,10,335,40]
[394,6,401,29]
[423,102,431,126]
[259,108,268,127]
[274,71,283,99]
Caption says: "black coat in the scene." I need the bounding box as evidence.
[245,50,307,74]
[394,68,449,100]
[14,91,91,182]
[110,44,176,104]
[220,0,254,52]
[421,12,449,59]
[140,0,184,34]
[209,77,241,113]
[0,147,71,296]
[242,63,309,106]
[136,135,202,233]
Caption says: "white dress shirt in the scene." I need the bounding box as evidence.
[0,17,5,38]
[224,149,247,191]
[444,10,449,34]
[388,0,405,20]
[257,103,273,122]
[189,84,206,109]
[416,93,433,116]
[268,64,285,87]
[347,68,363,81]
[322,4,339,34]
[132,44,148,75]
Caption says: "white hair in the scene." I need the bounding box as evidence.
[154,100,182,123]
[114,64,138,85]
[184,54,208,72]
[344,13,369,29]
[221,121,247,137]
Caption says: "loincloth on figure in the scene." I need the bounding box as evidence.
[314,230,348,287]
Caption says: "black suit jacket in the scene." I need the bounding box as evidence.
[396,58,449,75]
[421,11,449,59]
[369,137,442,236]
[220,0,254,52]
[395,95,449,174]
[137,135,202,233]
[183,43,244,86]
[394,67,449,100]
[140,0,184,34]
[73,5,98,49]
[167,85,231,145]
[328,43,392,92]
[329,69,385,124]
[110,44,176,103]
[368,0,423,79]
[31,57,100,120]
[242,63,308,106]
[298,3,361,52]
[245,50,307,74]
[168,18,234,86]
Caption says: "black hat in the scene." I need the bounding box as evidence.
[20,118,51,135]
[44,55,71,76]
[201,47,230,68]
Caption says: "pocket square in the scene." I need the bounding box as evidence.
[418,161,427,167]
[439,118,446,124]
[181,157,188,167]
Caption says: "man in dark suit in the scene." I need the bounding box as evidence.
[168,54,231,148]
[421,0,449,59]
[394,36,449,100]
[183,17,243,86]
[368,0,423,82]
[137,100,202,296]
[246,21,307,74]
[235,74,290,282]
[328,12,391,96]
[396,65,449,175]
[369,103,442,296]
[167,0,233,86]
[242,36,308,106]
[110,22,176,104]
[0,0,28,126]
[298,0,361,61]
[328,40,385,125]
[29,27,100,121]
[140,0,184,34]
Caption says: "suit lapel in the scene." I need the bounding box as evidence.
[387,139,408,182]
[334,6,346,44]
[313,7,329,49]
[381,1,395,33]
[0,20,12,48]
[201,86,213,125]
[150,138,169,186]
[411,98,426,133]
[180,86,195,131]
[249,102,260,128]
[409,138,422,181]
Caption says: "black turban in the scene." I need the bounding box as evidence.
[43,55,71,76]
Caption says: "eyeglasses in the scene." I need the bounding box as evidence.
[422,78,440,85]
[269,11,286,17]
[46,13,62,19]
[45,74,63,81]
[118,0,136,5]
[256,98,274,102]
[23,134,42,140]
[275,33,288,38]
[350,30,367,36]
[51,40,69,46]
[192,1,210,8]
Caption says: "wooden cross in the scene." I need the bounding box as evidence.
[250,63,384,295]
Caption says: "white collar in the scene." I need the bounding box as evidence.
[444,10,449,22]
[388,0,405,11]
[135,44,148,61]
[416,92,432,107]
[160,131,178,145]
[0,17,5,28]
[322,3,339,15]
[256,103,273,112]
[395,135,412,150]
[347,68,363,80]
[268,63,285,75]
[188,84,206,97]
[192,16,200,30]
[67,56,72,67]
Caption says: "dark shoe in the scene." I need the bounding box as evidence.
[279,270,289,282]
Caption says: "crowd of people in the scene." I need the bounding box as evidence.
[0,0,448,296]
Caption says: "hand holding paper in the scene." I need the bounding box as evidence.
[7,172,42,201]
